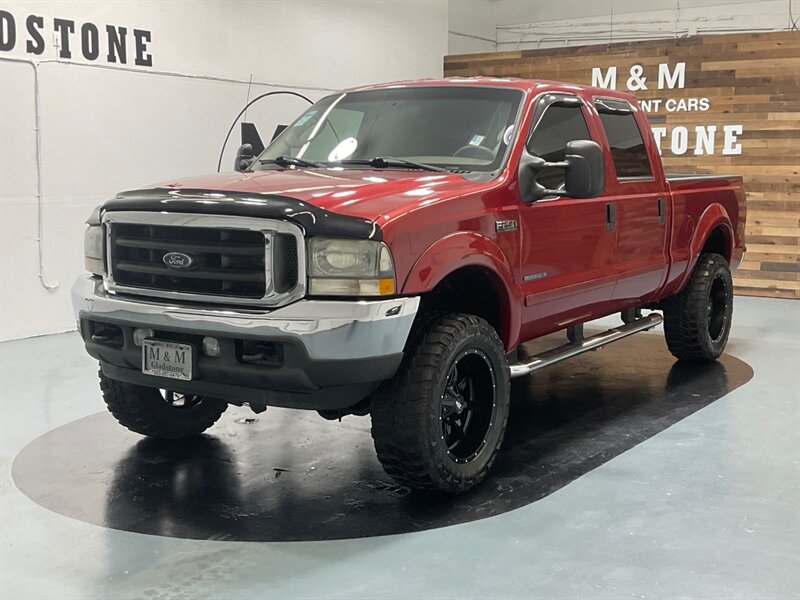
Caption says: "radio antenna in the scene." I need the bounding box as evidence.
[243,74,254,121]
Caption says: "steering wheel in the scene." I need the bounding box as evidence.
[453,145,495,160]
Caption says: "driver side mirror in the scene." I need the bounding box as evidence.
[234,143,255,172]
[519,140,605,202]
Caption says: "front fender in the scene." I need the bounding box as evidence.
[401,231,521,349]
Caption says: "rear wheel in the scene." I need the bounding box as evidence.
[370,313,511,493]
[664,252,733,362]
[99,371,228,438]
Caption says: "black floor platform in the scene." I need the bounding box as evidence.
[12,330,753,541]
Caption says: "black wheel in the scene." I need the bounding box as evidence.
[664,252,734,363]
[99,370,228,439]
[370,313,511,493]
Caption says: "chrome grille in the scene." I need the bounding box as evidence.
[103,212,305,306]
[112,224,267,297]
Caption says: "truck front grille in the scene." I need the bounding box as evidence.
[111,224,267,298]
[104,212,305,306]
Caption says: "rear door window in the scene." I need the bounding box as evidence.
[595,100,652,179]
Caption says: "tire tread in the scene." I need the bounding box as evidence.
[664,252,732,362]
[100,370,227,439]
[370,313,510,493]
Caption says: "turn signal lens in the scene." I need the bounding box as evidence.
[309,277,395,296]
[378,277,394,295]
[83,225,104,275]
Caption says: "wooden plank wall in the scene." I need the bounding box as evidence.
[444,31,800,299]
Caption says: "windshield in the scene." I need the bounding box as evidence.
[255,86,524,173]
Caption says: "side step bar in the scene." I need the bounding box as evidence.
[508,313,664,379]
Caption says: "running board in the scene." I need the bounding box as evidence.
[508,313,664,378]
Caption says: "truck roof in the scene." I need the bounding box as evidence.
[346,76,637,102]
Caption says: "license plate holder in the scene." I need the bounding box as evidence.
[142,339,193,381]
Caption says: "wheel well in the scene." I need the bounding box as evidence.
[418,266,508,345]
[701,226,731,262]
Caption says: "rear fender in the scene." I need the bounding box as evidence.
[676,204,734,293]
[402,232,521,349]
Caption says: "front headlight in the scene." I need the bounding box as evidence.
[84,225,104,275]
[307,237,395,296]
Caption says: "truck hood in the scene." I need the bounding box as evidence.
[102,168,483,239]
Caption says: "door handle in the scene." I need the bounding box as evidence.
[605,203,616,232]
[657,197,666,225]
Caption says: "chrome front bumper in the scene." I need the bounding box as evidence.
[72,275,419,361]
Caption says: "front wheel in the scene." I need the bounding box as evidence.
[370,313,511,493]
[99,371,228,439]
[664,252,734,363]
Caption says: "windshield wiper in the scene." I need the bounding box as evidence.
[340,156,448,173]
[260,155,325,168]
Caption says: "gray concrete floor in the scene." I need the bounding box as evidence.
[1,296,798,599]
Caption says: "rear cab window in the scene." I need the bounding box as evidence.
[594,99,652,180]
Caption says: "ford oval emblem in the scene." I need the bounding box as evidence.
[162,251,194,270]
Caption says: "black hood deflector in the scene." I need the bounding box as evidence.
[101,188,382,240]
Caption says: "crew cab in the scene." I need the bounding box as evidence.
[73,78,746,493]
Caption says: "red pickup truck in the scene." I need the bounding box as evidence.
[73,78,745,493]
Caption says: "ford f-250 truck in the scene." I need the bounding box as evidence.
[73,78,745,493]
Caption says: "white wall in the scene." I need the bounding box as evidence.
[0,0,448,340]
[449,0,792,54]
